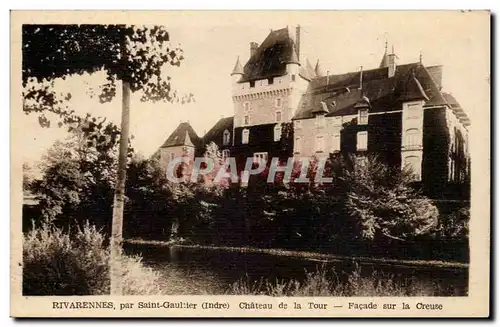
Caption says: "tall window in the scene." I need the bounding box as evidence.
[295,137,302,154]
[315,135,325,153]
[222,149,230,160]
[243,102,250,112]
[170,152,175,161]
[275,110,282,122]
[332,133,341,152]
[295,120,302,129]
[275,98,282,108]
[357,131,368,151]
[315,115,325,128]
[404,155,421,181]
[223,129,231,145]
[244,115,250,125]
[407,104,421,119]
[274,124,282,142]
[358,109,368,125]
[242,129,249,144]
[405,128,421,148]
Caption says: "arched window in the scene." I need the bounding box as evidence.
[274,124,282,142]
[242,129,250,144]
[223,129,231,145]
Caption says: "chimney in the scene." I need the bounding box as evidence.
[295,25,301,61]
[250,42,259,57]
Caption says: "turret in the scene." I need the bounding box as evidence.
[286,44,300,76]
[231,56,244,84]
[380,42,398,78]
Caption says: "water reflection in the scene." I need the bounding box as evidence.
[124,243,468,296]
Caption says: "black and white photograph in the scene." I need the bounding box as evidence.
[11,10,490,318]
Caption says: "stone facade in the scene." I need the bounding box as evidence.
[157,26,471,199]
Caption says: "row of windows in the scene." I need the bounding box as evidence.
[243,98,282,112]
[242,110,282,126]
[236,127,417,151]
[296,105,422,130]
[294,131,368,154]
[241,125,282,145]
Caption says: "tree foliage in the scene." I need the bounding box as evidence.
[22,24,194,127]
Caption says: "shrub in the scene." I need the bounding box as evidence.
[23,221,163,295]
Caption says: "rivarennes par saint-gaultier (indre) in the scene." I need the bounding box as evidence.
[11,10,490,318]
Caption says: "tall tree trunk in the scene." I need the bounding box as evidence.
[110,80,131,295]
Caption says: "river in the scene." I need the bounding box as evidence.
[124,243,468,296]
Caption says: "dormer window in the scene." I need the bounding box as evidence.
[358,109,368,125]
[223,129,231,146]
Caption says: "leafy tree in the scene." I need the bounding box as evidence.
[30,114,123,228]
[344,155,438,241]
[23,24,193,294]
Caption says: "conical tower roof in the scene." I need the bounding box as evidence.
[231,56,244,76]
[285,44,300,65]
[314,59,324,77]
[379,41,389,68]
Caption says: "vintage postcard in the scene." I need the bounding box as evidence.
[11,10,490,318]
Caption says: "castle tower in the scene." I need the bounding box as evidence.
[229,26,311,159]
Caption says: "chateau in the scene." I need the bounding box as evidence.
[156,26,471,198]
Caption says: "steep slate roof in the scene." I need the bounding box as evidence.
[160,122,201,148]
[293,63,449,120]
[239,27,308,83]
[202,116,234,145]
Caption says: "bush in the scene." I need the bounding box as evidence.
[23,221,163,295]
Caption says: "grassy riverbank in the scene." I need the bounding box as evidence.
[125,238,469,270]
[227,265,446,296]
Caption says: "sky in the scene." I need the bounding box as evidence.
[19,11,490,165]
